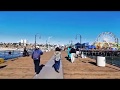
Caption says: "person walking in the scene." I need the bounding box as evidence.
[70,46,76,63]
[76,47,80,58]
[23,47,29,57]
[31,46,43,76]
[52,47,61,73]
[67,46,71,60]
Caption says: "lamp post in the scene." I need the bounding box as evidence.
[69,40,72,45]
[75,34,82,48]
[47,36,52,51]
[35,33,41,48]
[116,38,119,48]
[46,40,48,47]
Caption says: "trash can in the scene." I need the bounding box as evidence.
[97,56,106,67]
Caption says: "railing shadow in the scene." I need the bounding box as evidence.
[11,58,18,61]
[106,65,120,71]
[65,56,71,62]
[0,65,7,69]
[88,62,97,66]
[88,61,120,71]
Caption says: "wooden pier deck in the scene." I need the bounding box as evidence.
[61,51,120,79]
[0,50,120,79]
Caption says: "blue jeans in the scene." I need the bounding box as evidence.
[33,59,40,74]
[53,60,60,71]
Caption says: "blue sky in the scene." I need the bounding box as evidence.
[0,11,120,45]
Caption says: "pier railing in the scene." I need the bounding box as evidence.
[81,50,120,67]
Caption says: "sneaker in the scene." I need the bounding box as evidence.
[35,74,39,77]
[57,70,59,73]
[55,69,59,73]
[33,74,39,79]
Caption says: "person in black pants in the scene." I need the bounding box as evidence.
[31,46,43,76]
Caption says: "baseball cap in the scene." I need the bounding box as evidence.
[36,46,40,48]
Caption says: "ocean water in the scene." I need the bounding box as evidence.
[0,49,33,60]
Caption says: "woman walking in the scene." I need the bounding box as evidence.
[52,47,61,73]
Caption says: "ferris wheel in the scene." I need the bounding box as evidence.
[95,32,118,44]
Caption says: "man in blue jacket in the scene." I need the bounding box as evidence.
[31,46,43,76]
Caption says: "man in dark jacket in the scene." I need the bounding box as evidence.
[31,46,43,76]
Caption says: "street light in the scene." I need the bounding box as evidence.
[35,33,41,48]
[75,34,82,48]
[47,36,52,51]
[69,40,72,45]
[116,38,119,48]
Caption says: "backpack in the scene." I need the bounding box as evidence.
[54,51,61,61]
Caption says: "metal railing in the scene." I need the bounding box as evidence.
[80,50,120,67]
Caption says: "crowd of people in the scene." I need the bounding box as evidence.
[30,45,83,76]
[67,46,82,63]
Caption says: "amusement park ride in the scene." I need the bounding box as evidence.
[93,32,119,50]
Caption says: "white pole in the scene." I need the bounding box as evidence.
[48,36,52,51]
